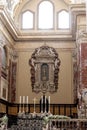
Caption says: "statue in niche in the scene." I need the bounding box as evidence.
[29,45,61,94]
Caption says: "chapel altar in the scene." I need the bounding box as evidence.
[1,0,87,129]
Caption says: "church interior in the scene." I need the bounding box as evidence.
[0,0,87,129]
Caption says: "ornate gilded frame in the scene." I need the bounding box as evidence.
[29,45,60,94]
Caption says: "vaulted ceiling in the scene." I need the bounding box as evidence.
[0,0,86,42]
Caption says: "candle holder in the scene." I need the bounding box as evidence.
[26,104,28,113]
[44,95,47,114]
[26,96,29,113]
[19,104,21,114]
[33,98,37,114]
[41,96,43,114]
[41,108,43,114]
[33,104,36,114]
[22,96,25,113]
[19,96,22,113]
[22,105,25,113]
[48,106,50,114]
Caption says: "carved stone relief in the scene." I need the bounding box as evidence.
[29,45,60,94]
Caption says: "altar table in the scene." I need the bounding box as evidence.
[9,115,43,130]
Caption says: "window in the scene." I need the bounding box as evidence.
[38,1,53,29]
[20,1,70,31]
[22,11,34,29]
[58,10,69,29]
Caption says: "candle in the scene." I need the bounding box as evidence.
[23,96,25,104]
[33,97,37,105]
[34,98,35,104]
[49,96,50,104]
[41,96,43,104]
[33,97,36,113]
[19,96,21,104]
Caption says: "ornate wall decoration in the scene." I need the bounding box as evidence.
[73,60,78,103]
[29,45,60,94]
[8,60,17,102]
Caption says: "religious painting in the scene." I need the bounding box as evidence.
[41,63,49,81]
[29,45,61,94]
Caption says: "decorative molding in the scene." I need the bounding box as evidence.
[29,45,60,94]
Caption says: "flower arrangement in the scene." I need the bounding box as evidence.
[42,114,70,127]
[0,115,8,130]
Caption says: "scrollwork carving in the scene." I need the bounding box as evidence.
[29,45,60,94]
